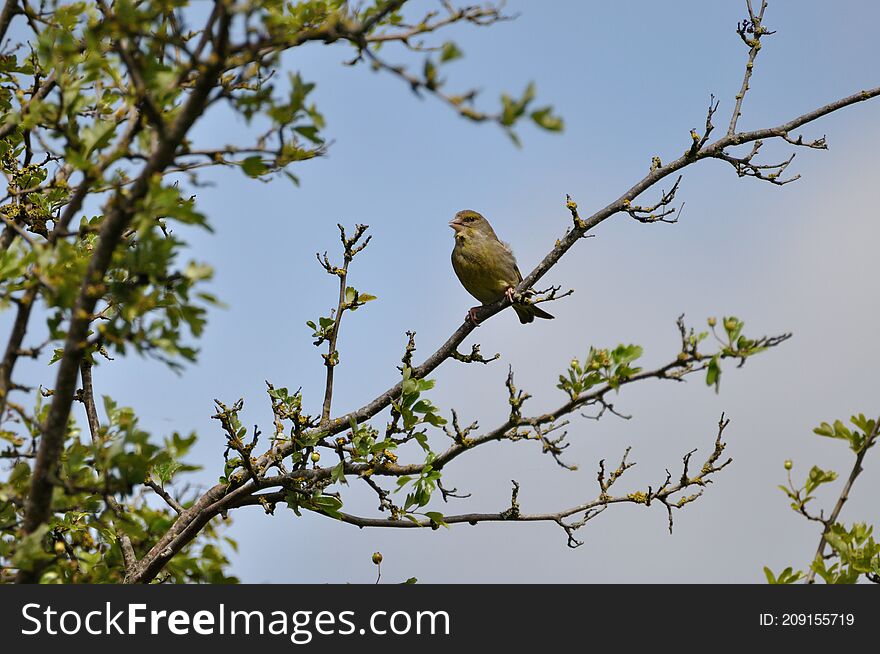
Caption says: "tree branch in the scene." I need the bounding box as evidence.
[77,359,101,443]
[727,0,771,135]
[0,71,56,143]
[0,286,37,419]
[47,0,880,585]
[805,415,880,583]
[121,69,877,579]
[233,416,732,548]
[0,0,20,45]
[319,224,371,426]
[144,479,184,514]
[365,3,505,45]
[16,3,233,583]
[122,317,785,583]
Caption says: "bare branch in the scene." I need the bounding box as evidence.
[0,287,37,419]
[234,416,732,550]
[365,3,507,45]
[716,141,799,185]
[728,1,772,135]
[362,47,499,126]
[623,175,684,223]
[144,479,184,515]
[77,359,101,443]
[103,495,137,578]
[449,343,500,365]
[0,0,21,44]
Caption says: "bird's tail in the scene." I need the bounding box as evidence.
[513,303,555,324]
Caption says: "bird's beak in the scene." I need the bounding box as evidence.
[449,219,463,232]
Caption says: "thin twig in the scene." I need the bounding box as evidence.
[728,0,771,135]
[805,416,880,583]
[144,479,184,514]
[78,359,101,443]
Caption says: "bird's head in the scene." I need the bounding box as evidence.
[449,210,494,238]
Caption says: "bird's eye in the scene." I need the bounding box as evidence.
[464,215,475,222]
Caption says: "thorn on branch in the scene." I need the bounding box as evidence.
[438,479,470,503]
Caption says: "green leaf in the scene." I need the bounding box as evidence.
[413,431,430,452]
[804,465,838,496]
[241,156,269,178]
[424,511,448,528]
[423,58,439,89]
[294,125,323,144]
[823,530,847,553]
[531,106,564,132]
[152,461,181,485]
[11,525,52,571]
[331,461,347,485]
[423,413,447,427]
[81,119,117,156]
[439,42,463,63]
[706,355,721,392]
[310,494,343,519]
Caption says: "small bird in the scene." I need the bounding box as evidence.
[449,209,554,324]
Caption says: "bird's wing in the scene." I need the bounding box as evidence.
[501,240,524,283]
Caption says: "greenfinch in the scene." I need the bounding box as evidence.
[449,210,554,324]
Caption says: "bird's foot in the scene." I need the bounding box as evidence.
[505,287,517,303]
[467,307,482,326]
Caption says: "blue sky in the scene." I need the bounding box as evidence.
[9,0,880,582]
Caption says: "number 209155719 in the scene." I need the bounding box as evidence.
[759,613,855,627]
